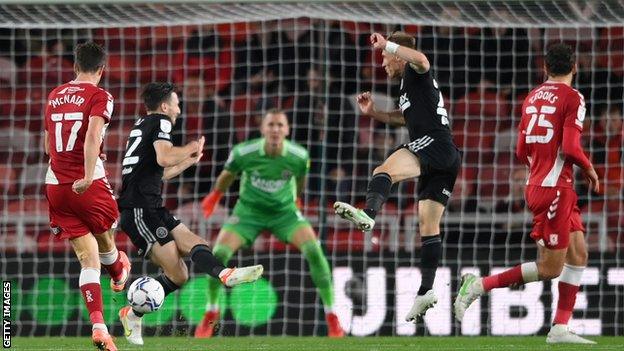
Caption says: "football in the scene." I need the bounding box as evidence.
[127,277,165,314]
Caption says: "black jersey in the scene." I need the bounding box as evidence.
[117,113,173,209]
[399,63,453,142]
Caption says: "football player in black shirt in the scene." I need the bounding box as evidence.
[117,82,263,345]
[334,32,461,322]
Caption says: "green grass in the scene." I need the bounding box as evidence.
[10,337,624,351]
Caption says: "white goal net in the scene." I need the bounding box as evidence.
[1,0,623,337]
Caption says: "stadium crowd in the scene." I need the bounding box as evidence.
[0,16,622,251]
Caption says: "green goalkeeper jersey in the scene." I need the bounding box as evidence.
[224,138,310,213]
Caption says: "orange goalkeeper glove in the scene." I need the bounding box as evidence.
[201,190,223,218]
[296,197,303,209]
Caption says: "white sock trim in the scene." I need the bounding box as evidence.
[99,248,119,266]
[521,262,539,283]
[560,263,584,286]
[324,305,334,314]
[79,268,101,286]
[92,323,108,332]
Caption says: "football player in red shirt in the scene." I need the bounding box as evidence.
[454,43,599,344]
[44,42,129,351]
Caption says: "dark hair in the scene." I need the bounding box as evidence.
[387,31,415,49]
[545,43,575,77]
[263,108,289,123]
[141,82,176,111]
[74,42,106,73]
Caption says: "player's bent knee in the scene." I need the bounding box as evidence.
[165,262,189,286]
[538,263,563,280]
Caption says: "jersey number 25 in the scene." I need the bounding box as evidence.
[525,105,555,144]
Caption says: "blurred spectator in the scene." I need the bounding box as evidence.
[591,105,624,196]
[576,44,623,116]
[446,172,478,213]
[326,21,359,94]
[21,37,74,86]
[495,168,527,213]
[418,5,471,101]
[470,10,531,96]
[267,18,315,94]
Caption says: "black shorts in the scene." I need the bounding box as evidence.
[400,135,461,206]
[119,207,181,257]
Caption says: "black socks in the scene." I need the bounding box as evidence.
[190,244,227,279]
[418,234,441,296]
[363,172,392,219]
[156,274,180,297]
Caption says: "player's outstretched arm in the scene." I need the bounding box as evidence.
[162,137,204,180]
[370,32,430,74]
[154,137,201,168]
[356,92,405,126]
[201,170,236,218]
[72,116,106,194]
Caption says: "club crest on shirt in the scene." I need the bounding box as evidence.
[282,170,293,180]
[156,227,168,239]
[549,234,558,246]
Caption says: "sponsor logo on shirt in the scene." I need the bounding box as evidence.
[399,93,411,112]
[250,172,287,193]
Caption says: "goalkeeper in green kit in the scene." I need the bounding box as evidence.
[195,109,344,338]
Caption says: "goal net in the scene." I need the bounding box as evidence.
[1,0,623,337]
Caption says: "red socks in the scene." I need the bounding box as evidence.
[79,268,104,325]
[100,248,124,282]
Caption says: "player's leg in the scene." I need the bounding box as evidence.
[290,224,344,337]
[70,234,116,350]
[94,228,130,292]
[334,148,421,231]
[119,240,188,346]
[79,178,129,292]
[547,208,595,344]
[196,229,244,338]
[455,186,573,322]
[47,183,116,350]
[404,199,445,322]
[170,221,263,287]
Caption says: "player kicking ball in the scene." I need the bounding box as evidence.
[116,83,263,345]
[454,44,598,344]
[44,42,131,351]
[196,109,344,338]
[334,32,460,322]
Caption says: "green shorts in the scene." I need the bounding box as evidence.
[222,203,312,247]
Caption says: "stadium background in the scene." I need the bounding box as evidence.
[1,0,623,338]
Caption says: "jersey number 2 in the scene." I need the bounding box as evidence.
[525,105,556,144]
[122,129,142,174]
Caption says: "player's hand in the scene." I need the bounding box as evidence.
[296,197,303,209]
[192,136,205,162]
[356,91,376,115]
[370,32,387,51]
[201,190,224,218]
[583,166,600,193]
[72,178,93,194]
[99,153,107,161]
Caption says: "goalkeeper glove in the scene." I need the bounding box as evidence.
[201,190,223,218]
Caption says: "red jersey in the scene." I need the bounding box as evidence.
[44,81,113,184]
[516,81,587,188]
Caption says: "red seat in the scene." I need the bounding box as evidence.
[0,165,18,195]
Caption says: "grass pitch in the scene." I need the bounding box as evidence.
[10,336,624,351]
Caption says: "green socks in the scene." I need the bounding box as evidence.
[300,240,334,309]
